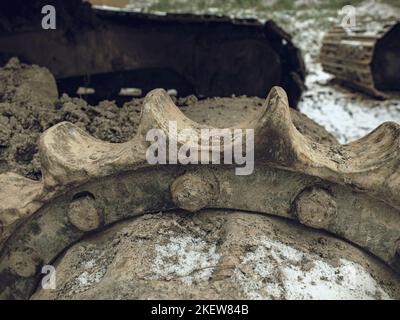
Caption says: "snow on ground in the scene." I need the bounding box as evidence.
[69,247,110,294]
[148,234,392,299]
[288,1,400,143]
[357,0,400,19]
[233,238,392,300]
[253,0,400,144]
[298,59,400,144]
[149,235,221,285]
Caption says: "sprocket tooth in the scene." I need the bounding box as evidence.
[252,86,308,166]
[138,88,248,160]
[38,122,147,192]
[0,173,43,247]
[139,88,299,161]
[254,88,400,210]
[341,122,400,208]
[252,86,344,175]
[138,88,205,137]
[290,119,400,209]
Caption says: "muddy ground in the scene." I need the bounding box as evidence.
[0,58,336,181]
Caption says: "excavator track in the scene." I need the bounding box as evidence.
[0,0,305,107]
[320,21,400,98]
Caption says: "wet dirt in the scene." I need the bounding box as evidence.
[0,58,337,181]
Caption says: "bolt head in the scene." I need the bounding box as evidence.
[67,196,102,232]
[8,249,42,278]
[295,187,337,229]
[171,173,217,212]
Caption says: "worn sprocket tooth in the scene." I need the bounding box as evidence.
[0,87,399,299]
[38,122,148,192]
[251,87,400,210]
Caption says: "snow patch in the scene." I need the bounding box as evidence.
[77,270,105,288]
[150,235,221,285]
[357,0,400,19]
[69,248,109,293]
[299,64,400,144]
[234,238,392,300]
[294,0,321,8]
